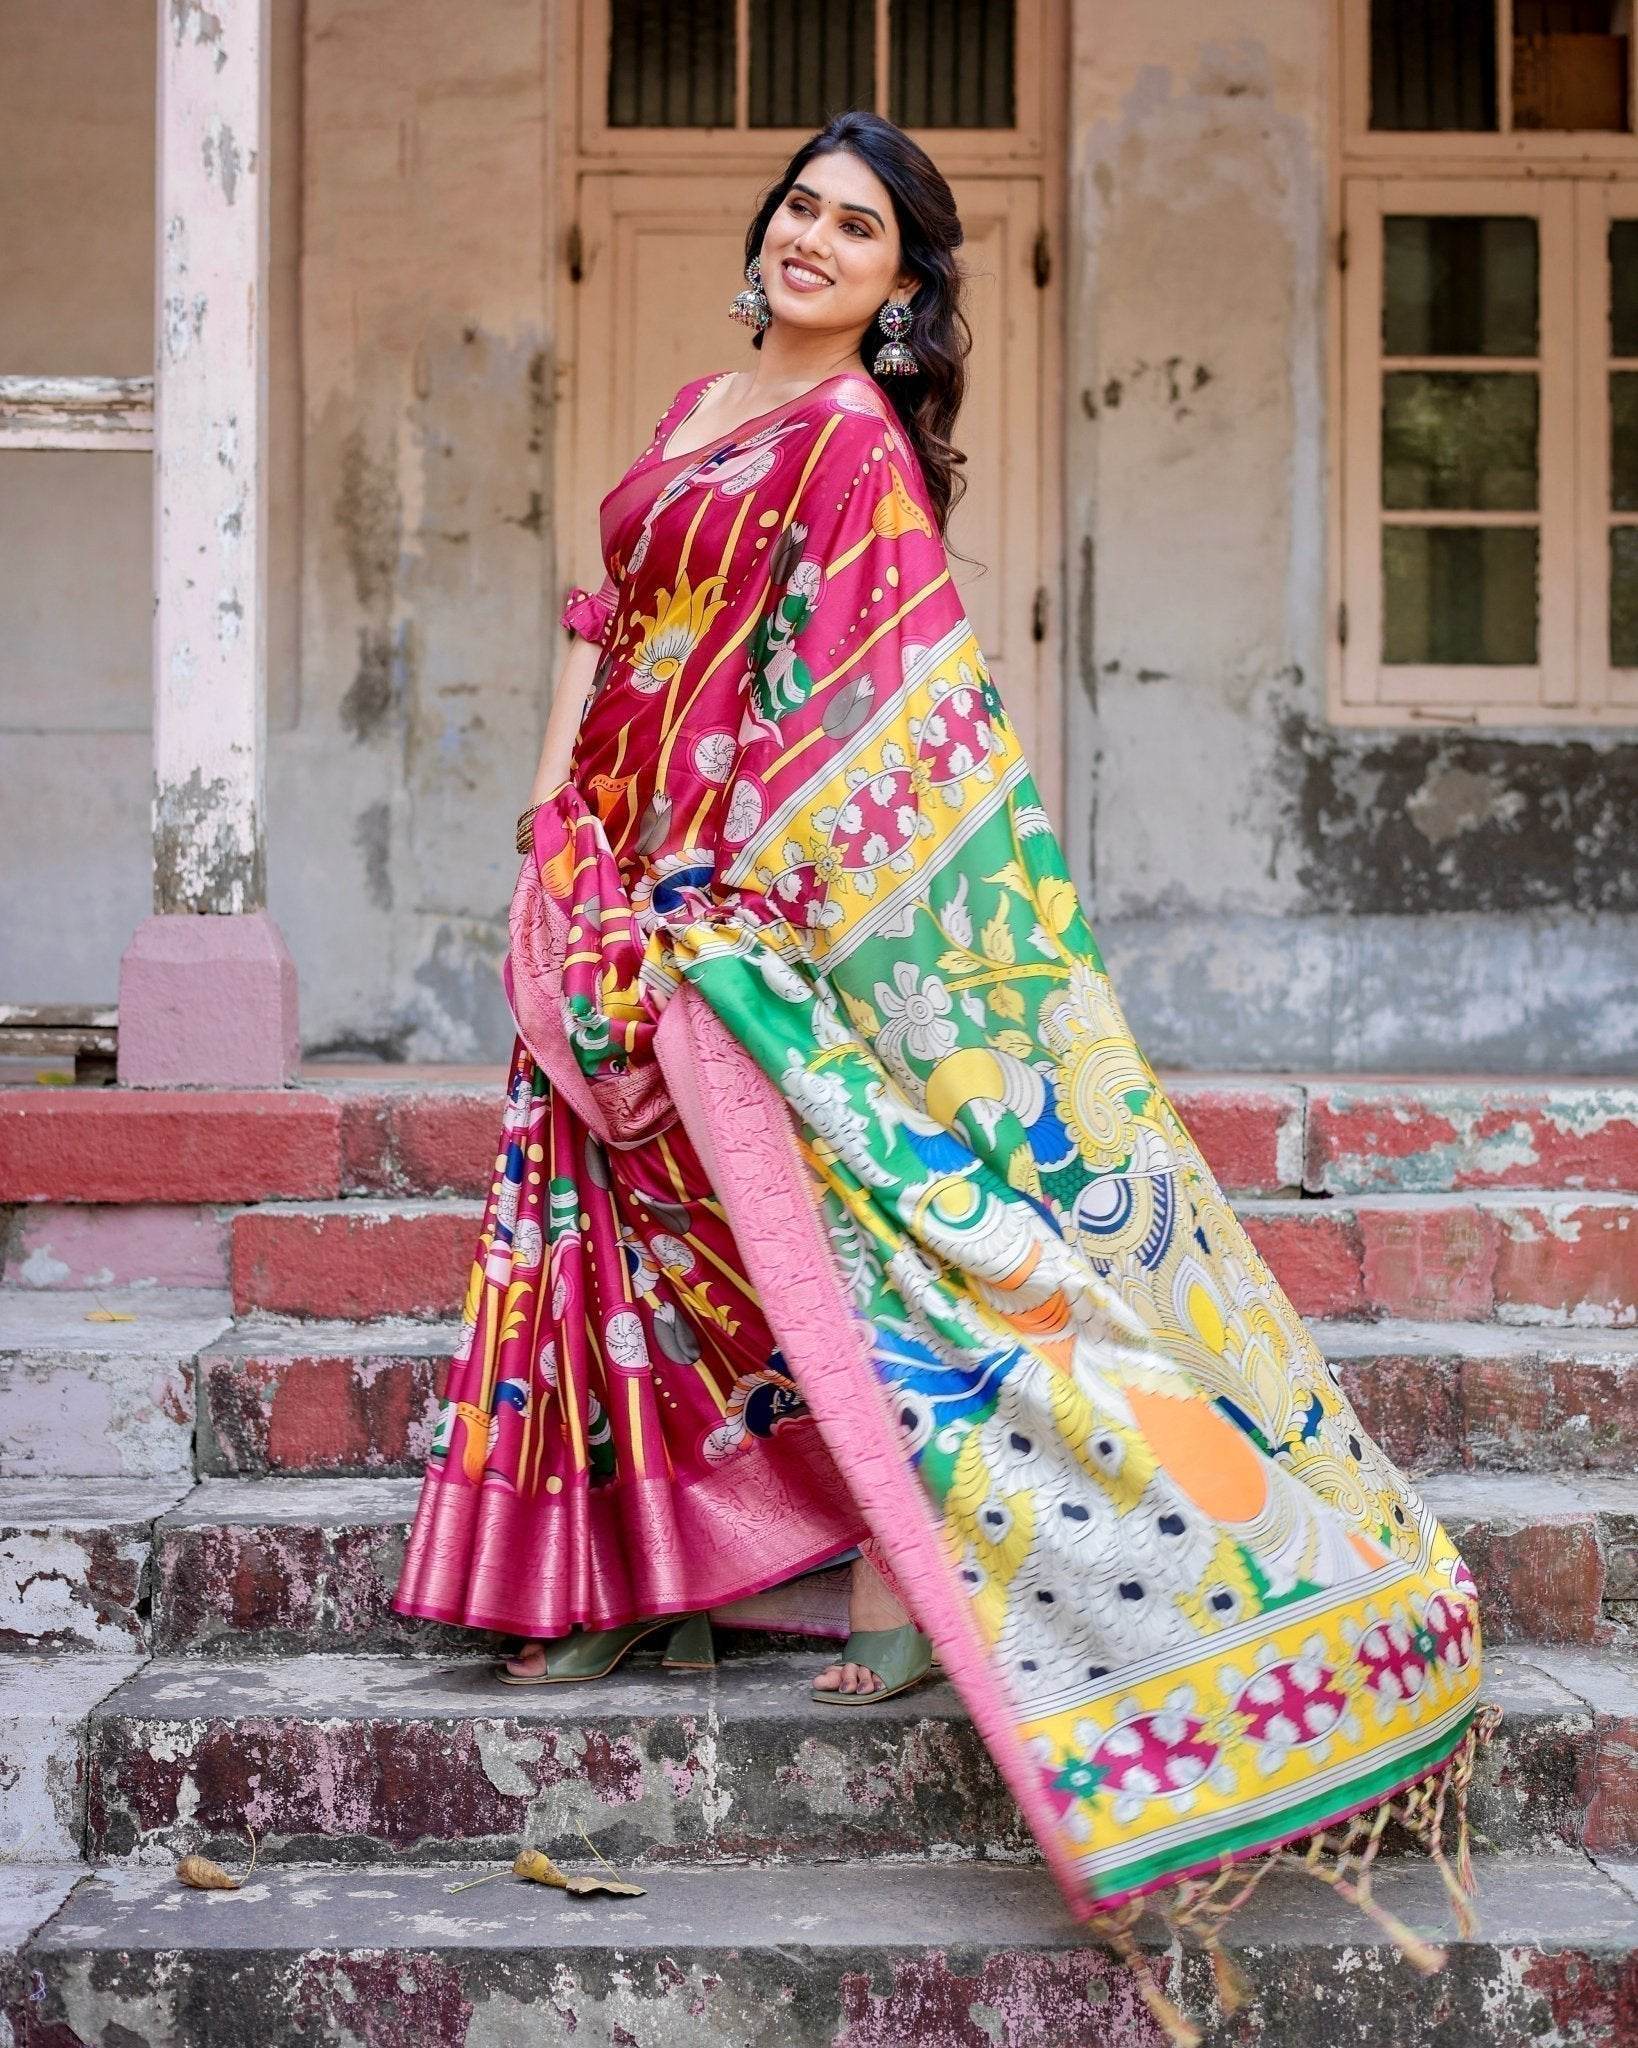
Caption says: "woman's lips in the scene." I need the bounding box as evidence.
[780,259,833,293]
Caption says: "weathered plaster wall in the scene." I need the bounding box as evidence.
[1065,3,1638,1070]
[276,0,549,1059]
[6,4,1632,1070]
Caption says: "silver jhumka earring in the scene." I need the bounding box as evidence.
[874,298,918,376]
[728,257,771,331]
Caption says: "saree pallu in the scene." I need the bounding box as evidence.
[393,369,1488,1999]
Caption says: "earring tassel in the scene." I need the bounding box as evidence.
[873,338,917,376]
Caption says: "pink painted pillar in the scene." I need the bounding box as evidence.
[118,0,298,1087]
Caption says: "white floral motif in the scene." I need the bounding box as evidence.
[713,445,777,496]
[724,780,764,843]
[781,1047,881,1174]
[604,1308,649,1370]
[874,961,958,1064]
[692,730,737,782]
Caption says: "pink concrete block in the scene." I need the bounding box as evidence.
[336,1089,500,1197]
[200,1344,442,1474]
[1460,1349,1638,1472]
[1585,1712,1638,1852]
[1358,1202,1501,1321]
[0,1089,341,1204]
[1332,1349,1465,1476]
[1241,1210,1367,1319]
[1439,1511,1605,1645]
[1,1203,230,1290]
[1165,1083,1303,1196]
[117,911,299,1088]
[1492,1202,1638,1326]
[230,1204,478,1318]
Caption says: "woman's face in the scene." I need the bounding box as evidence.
[758,148,914,345]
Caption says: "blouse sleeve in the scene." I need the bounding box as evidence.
[560,571,618,647]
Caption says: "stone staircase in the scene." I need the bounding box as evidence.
[2,1074,1635,2044]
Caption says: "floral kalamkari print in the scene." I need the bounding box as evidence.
[395,368,1484,1925]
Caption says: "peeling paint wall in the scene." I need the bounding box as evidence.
[275,0,550,1060]
[5,4,1634,1068]
[1066,3,1638,1070]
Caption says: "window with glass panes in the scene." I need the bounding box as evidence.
[1336,1,1638,724]
[602,0,1016,133]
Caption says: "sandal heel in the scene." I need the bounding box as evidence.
[661,1610,716,1669]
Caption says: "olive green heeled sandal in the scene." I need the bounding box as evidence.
[811,1623,935,1705]
[496,1609,715,1686]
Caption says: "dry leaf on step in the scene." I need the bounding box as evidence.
[512,1848,644,1897]
[176,1827,258,1890]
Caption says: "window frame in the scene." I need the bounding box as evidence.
[1576,178,1638,706]
[573,0,1052,168]
[1342,0,1638,165]
[1330,2,1638,728]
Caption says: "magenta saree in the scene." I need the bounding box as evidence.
[393,369,1489,1999]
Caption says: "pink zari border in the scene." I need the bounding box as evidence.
[653,984,1097,1921]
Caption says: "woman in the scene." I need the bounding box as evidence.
[393,112,1488,2027]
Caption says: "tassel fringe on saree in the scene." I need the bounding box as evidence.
[393,369,1490,2036]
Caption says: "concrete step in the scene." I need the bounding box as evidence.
[225,1190,1638,1324]
[3,1465,1625,1659]
[1322,1321,1638,1476]
[188,1316,1638,1480]
[0,1290,231,1478]
[68,1644,1638,1870]
[8,1456,1634,1662]
[128,1470,1638,1656]
[0,1655,145,1860]
[7,1855,1637,2046]
[8,1077,1636,1207]
[0,1080,498,1205]
[1,1480,192,1653]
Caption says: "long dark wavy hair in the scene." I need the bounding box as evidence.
[743,112,971,535]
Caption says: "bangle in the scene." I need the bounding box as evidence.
[515,804,541,854]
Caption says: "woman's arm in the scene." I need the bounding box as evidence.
[525,628,602,807]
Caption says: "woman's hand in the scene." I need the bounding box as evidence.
[526,630,602,808]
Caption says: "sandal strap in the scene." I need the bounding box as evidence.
[833,1623,933,1689]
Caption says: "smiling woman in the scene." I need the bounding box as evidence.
[390,108,1490,2043]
